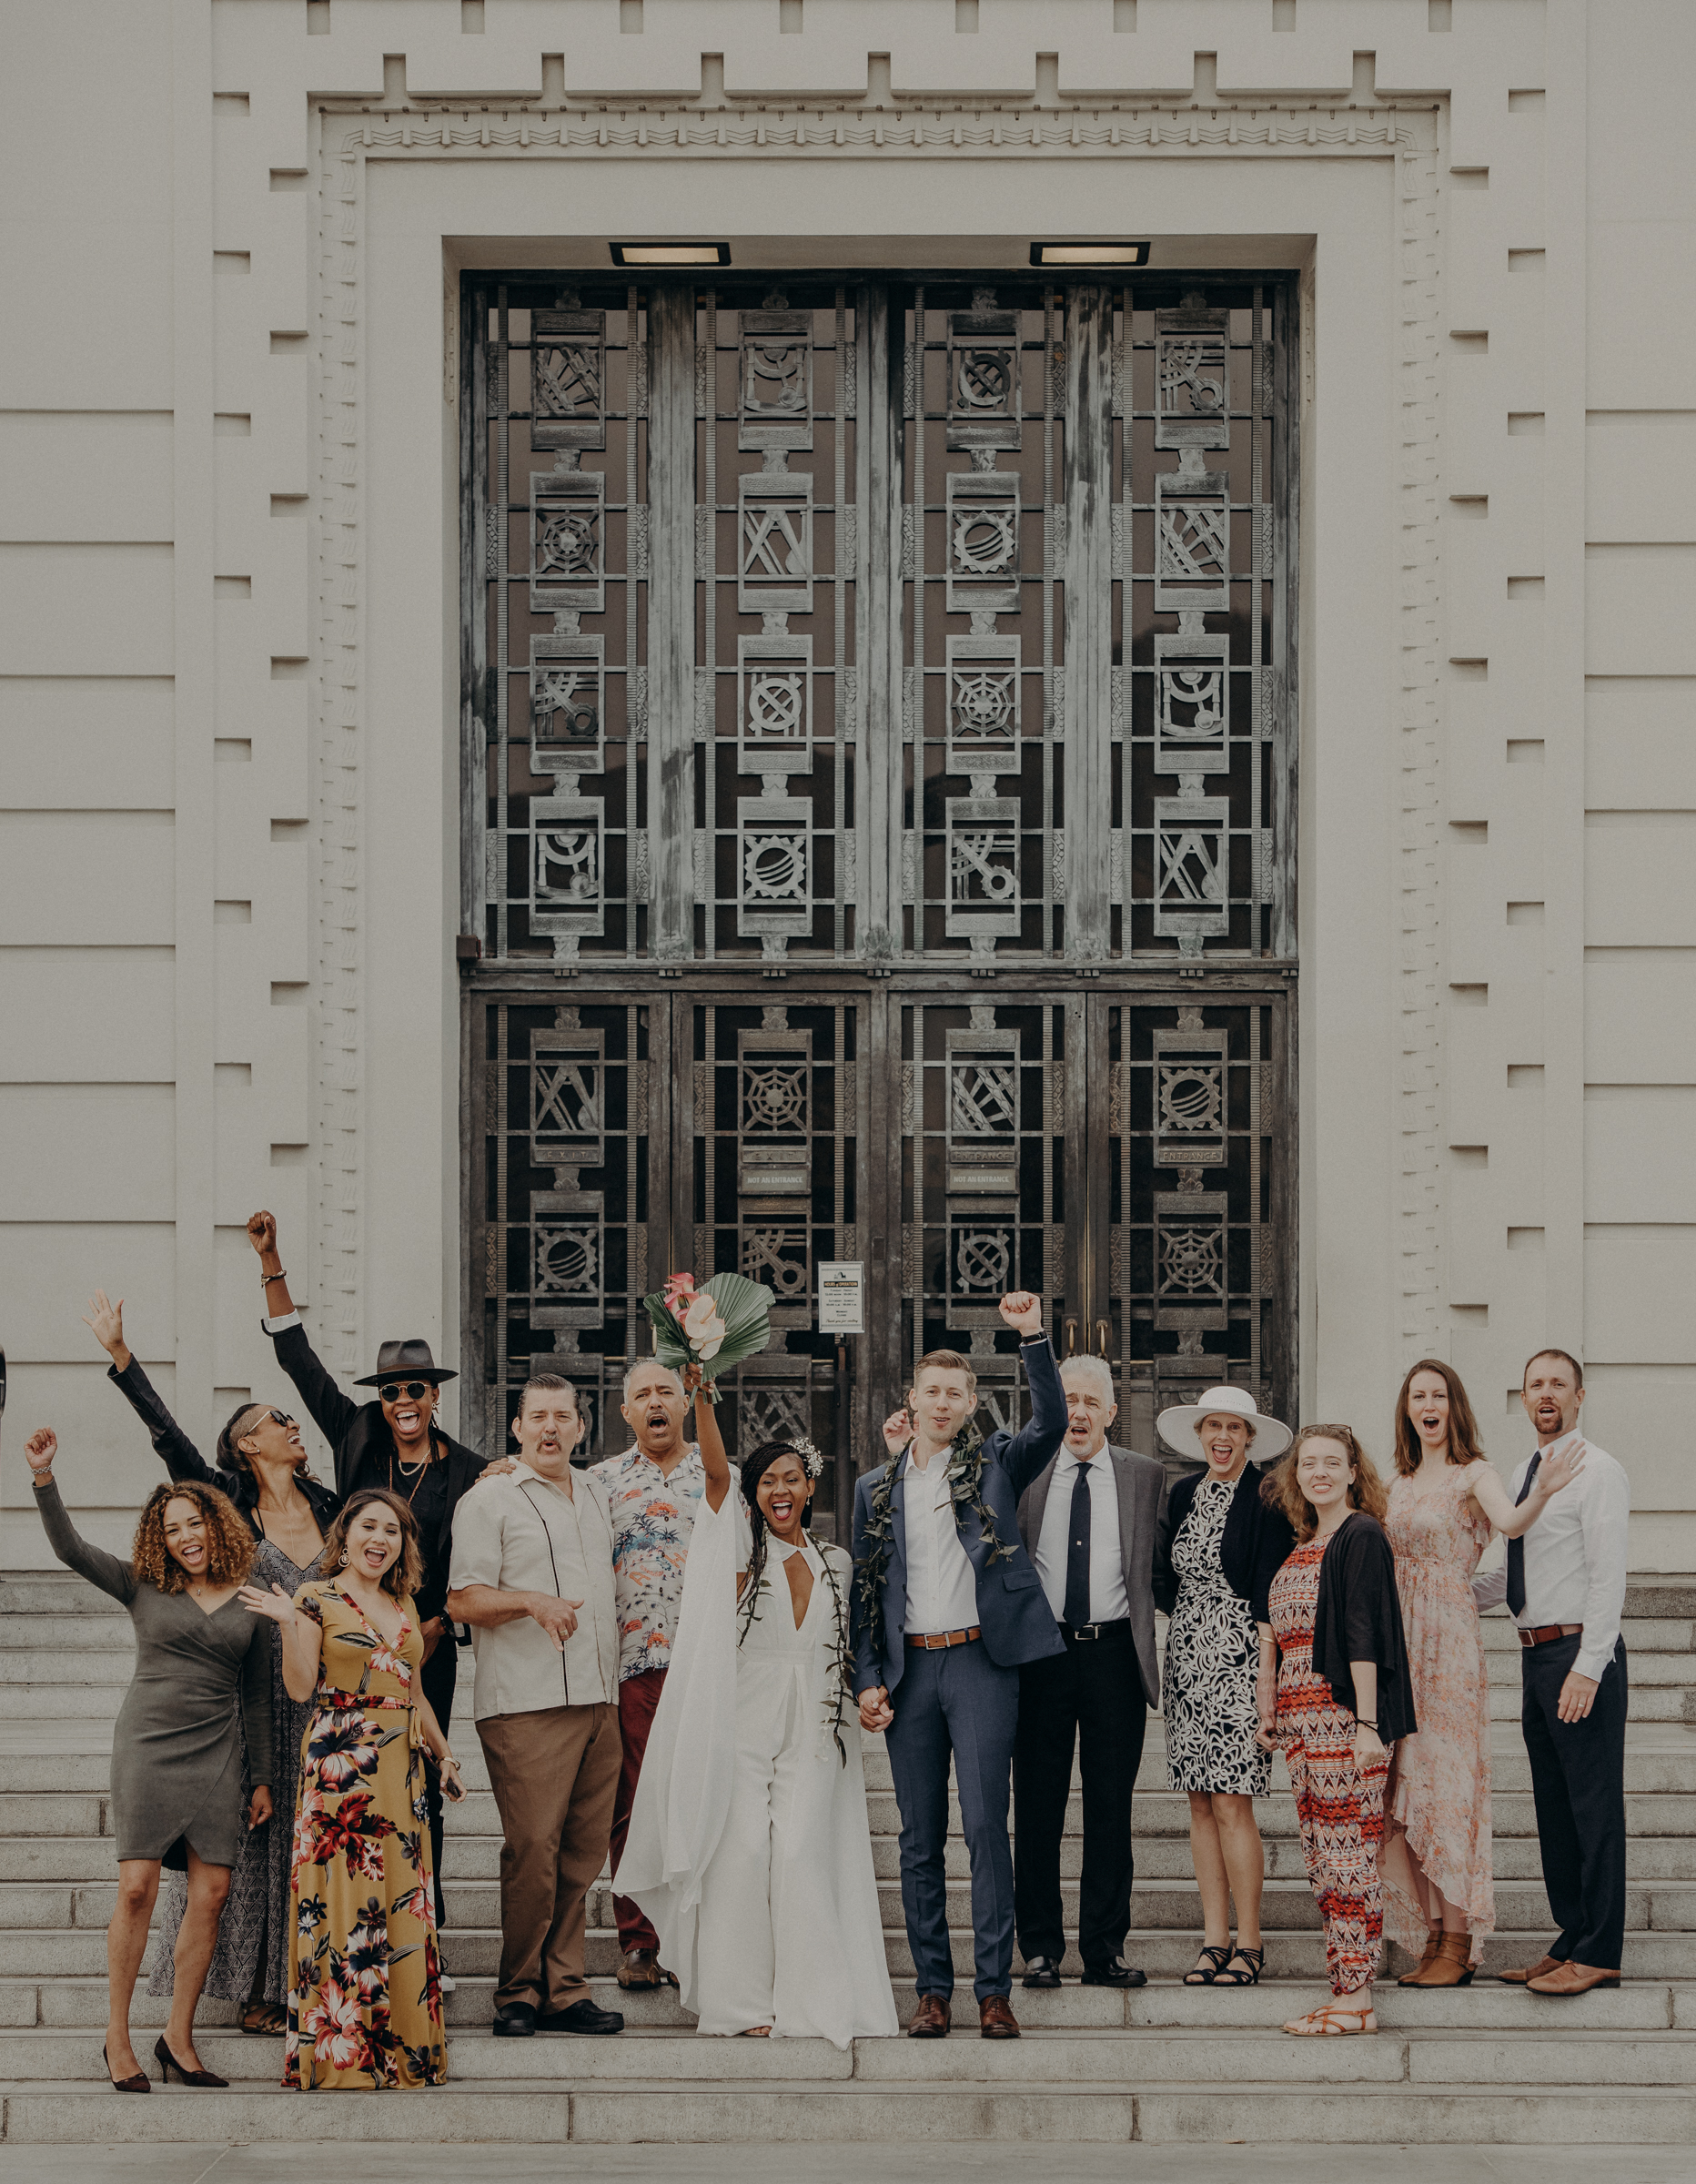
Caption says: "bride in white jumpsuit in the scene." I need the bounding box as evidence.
[620,1383,896,2045]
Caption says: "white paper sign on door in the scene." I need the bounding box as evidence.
[817,1260,865,1335]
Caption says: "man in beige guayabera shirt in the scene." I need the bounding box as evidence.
[447,1374,623,2037]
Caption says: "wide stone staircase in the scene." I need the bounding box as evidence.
[2,1565,1694,2146]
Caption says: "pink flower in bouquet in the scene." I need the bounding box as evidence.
[661,1271,697,1313]
[681,1290,729,1361]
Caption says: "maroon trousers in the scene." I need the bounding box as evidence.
[609,1666,666,1954]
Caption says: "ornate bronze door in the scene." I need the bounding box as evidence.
[460,272,1298,1502]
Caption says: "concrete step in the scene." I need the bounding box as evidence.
[9,2021,1696,2088]
[11,1919,1693,1986]
[1,2075,1694,2146]
[5,1969,1687,2033]
[3,1870,1659,1941]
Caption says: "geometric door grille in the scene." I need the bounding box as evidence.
[460,268,1298,1482]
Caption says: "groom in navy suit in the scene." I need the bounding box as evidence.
[851,1293,1067,2038]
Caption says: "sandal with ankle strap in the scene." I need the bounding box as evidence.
[1184,1945,1233,1987]
[1214,1945,1264,1987]
[1283,2002,1378,2037]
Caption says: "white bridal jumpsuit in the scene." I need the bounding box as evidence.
[619,1489,897,2044]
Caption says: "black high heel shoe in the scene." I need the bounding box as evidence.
[104,2041,150,2092]
[154,2033,228,2088]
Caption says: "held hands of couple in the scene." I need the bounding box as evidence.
[858,1685,893,1734]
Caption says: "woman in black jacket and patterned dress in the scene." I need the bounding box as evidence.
[85,1289,338,2037]
[1261,1425,1418,2037]
[1153,1387,1295,1988]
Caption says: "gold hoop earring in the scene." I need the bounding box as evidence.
[338,1551,348,1568]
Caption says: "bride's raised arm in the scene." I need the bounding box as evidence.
[688,1363,735,1512]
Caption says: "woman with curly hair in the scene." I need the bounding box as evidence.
[83,1287,339,2035]
[24,1426,273,2092]
[240,1488,460,2089]
[1259,1426,1418,2037]
[620,1372,896,2045]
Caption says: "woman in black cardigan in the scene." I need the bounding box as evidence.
[1153,1388,1295,1987]
[1260,1425,1418,2037]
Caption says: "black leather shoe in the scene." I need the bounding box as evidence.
[491,2001,537,2037]
[1082,1956,1146,1987]
[537,1998,625,2036]
[1020,1955,1063,1988]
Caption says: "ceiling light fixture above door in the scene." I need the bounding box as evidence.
[1029,240,1150,267]
[609,241,732,267]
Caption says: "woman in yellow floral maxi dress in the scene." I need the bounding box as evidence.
[243,1488,461,2088]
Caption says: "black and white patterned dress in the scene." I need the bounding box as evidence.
[1163,1474,1272,1796]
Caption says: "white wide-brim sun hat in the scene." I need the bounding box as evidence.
[1155,1384,1292,1465]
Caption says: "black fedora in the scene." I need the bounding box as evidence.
[356,1339,458,1390]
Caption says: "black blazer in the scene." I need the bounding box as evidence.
[108,1356,343,1539]
[1154,1464,1295,1625]
[1308,1512,1418,1744]
[1015,1443,1166,1708]
[268,1320,485,1624]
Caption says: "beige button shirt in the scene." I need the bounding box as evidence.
[448,1461,619,1722]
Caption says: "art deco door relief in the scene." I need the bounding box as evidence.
[462,273,1297,1471]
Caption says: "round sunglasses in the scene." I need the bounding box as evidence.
[379,1380,436,1404]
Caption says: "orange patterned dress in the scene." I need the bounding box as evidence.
[1380,1461,1494,1960]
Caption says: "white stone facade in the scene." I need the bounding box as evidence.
[2,0,1691,1568]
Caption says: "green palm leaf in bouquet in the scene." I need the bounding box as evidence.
[641,1270,774,1400]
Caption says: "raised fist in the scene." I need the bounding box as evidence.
[25,1428,57,1473]
[998,1291,1043,1337]
[247,1211,278,1257]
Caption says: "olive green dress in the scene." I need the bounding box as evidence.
[34,1478,273,1868]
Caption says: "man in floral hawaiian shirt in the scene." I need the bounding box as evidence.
[590,1359,703,1989]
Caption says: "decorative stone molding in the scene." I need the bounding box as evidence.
[310,89,1447,1383]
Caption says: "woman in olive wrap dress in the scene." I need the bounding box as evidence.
[25,1427,273,2091]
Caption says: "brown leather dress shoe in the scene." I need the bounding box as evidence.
[1527,1960,1621,1997]
[907,1993,951,2037]
[1499,1953,1563,1986]
[979,1994,1021,2038]
[617,1948,663,1989]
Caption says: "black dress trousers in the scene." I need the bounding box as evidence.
[1521,1633,1629,1969]
[1014,1623,1148,1968]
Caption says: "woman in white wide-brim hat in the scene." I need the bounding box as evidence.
[1151,1386,1295,1988]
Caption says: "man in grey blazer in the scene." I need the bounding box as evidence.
[1012,1355,1166,1987]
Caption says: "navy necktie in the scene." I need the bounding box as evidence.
[1505,1451,1541,1617]
[1064,1460,1093,1628]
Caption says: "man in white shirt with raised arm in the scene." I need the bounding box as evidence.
[1474,1349,1630,1997]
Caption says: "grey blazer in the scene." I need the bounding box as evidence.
[1016,1444,1166,1710]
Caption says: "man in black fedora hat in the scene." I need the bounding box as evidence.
[247,1211,487,1958]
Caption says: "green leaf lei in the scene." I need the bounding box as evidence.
[853,1418,1018,1638]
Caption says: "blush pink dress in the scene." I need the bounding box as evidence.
[1379,1461,1495,1961]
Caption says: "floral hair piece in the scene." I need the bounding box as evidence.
[791,1437,824,1480]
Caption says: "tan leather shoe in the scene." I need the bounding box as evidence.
[1403,1932,1473,1988]
[1397,1931,1443,1987]
[1527,1960,1621,1997]
[616,1948,663,1989]
[907,1993,952,2037]
[979,1994,1021,2038]
[1499,1952,1562,1986]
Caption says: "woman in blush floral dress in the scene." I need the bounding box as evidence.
[242,1489,462,2089]
[1379,1360,1585,1987]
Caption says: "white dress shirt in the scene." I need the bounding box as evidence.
[902,1449,981,1636]
[1470,1431,1630,1684]
[1032,1447,1128,1625]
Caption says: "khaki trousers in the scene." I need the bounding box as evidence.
[477,1701,621,2011]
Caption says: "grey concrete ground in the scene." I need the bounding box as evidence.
[0,2148,1692,2184]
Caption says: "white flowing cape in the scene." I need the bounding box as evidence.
[617,1490,897,2045]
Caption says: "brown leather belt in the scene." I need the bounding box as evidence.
[906,1626,982,1651]
[1519,1623,1583,1648]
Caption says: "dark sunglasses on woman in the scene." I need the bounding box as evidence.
[379,1381,434,1404]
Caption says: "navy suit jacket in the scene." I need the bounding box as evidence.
[850,1336,1069,1697]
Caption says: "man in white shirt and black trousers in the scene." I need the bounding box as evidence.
[1474,1348,1631,1997]
[1013,1355,1166,1989]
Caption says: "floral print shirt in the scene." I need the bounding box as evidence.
[587,1441,705,1682]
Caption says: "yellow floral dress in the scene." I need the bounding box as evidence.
[285,1582,446,2089]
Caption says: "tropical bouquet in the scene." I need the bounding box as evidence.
[641,1270,774,1402]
